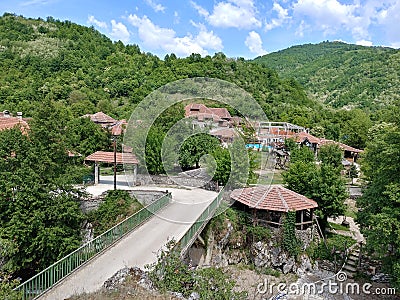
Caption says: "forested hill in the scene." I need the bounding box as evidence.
[254,41,400,110]
[0,13,322,124]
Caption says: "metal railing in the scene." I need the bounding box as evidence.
[176,189,225,255]
[14,193,171,300]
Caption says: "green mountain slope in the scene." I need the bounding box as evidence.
[0,13,326,125]
[254,41,400,110]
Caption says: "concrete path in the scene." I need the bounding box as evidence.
[40,180,217,299]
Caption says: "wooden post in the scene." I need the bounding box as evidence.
[300,210,304,230]
[94,162,99,185]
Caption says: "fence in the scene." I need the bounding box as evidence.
[176,189,225,255]
[14,193,171,300]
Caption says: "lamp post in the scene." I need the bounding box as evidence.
[113,136,117,191]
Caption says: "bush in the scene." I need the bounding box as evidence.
[146,240,247,299]
[87,190,143,235]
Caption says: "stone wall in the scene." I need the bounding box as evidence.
[80,189,169,213]
[135,174,218,191]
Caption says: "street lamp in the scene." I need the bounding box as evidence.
[112,136,117,191]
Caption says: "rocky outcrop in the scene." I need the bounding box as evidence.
[251,241,317,275]
[204,216,319,276]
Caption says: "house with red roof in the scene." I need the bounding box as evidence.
[184,103,233,129]
[82,112,127,136]
[0,110,29,133]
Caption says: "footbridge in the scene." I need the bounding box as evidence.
[14,185,224,300]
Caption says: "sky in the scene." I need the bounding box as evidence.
[0,0,399,59]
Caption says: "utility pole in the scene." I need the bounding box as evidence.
[113,136,117,191]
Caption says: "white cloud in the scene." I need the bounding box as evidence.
[144,0,165,13]
[356,39,373,46]
[191,21,223,51]
[375,0,400,42]
[245,31,267,56]
[190,1,209,18]
[20,0,55,6]
[174,11,180,24]
[292,0,370,39]
[127,14,223,56]
[110,20,130,44]
[265,2,290,31]
[87,15,108,29]
[191,0,261,29]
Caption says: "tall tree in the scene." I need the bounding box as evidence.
[0,106,84,276]
[284,144,347,230]
[357,122,400,288]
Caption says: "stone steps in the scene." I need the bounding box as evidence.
[342,247,360,279]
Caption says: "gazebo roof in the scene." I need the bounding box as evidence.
[85,151,138,164]
[231,185,318,212]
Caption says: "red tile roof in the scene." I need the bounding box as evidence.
[185,104,231,119]
[294,131,321,144]
[111,119,128,136]
[85,151,138,164]
[0,116,29,132]
[83,112,116,125]
[320,138,363,153]
[210,128,238,140]
[231,185,318,212]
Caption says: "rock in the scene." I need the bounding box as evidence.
[372,273,391,283]
[271,247,286,267]
[188,291,200,300]
[103,267,131,290]
[217,221,233,249]
[283,257,295,274]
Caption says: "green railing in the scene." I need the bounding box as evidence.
[176,189,224,254]
[14,193,171,300]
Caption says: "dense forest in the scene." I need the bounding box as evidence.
[255,41,400,111]
[0,13,393,150]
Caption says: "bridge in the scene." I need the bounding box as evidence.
[15,177,224,300]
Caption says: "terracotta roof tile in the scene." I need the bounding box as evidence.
[85,151,138,164]
[83,112,116,125]
[231,185,318,212]
[0,117,29,132]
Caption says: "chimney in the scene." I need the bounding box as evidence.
[16,112,23,120]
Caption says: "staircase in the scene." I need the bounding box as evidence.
[342,246,360,279]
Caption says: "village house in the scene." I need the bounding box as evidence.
[0,110,29,133]
[82,111,127,136]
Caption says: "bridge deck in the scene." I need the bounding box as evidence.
[40,186,217,299]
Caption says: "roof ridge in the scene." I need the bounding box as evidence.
[276,186,290,212]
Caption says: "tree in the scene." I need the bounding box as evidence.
[145,127,166,175]
[357,122,400,288]
[318,143,343,169]
[0,127,84,274]
[283,144,347,231]
[348,164,358,184]
[179,133,220,170]
[65,116,110,157]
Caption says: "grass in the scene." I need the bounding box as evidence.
[345,206,357,219]
[257,170,283,185]
[328,222,350,232]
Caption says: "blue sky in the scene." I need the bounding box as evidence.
[1,0,399,58]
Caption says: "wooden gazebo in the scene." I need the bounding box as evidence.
[85,151,138,185]
[231,185,318,230]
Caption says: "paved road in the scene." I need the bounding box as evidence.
[40,183,217,299]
